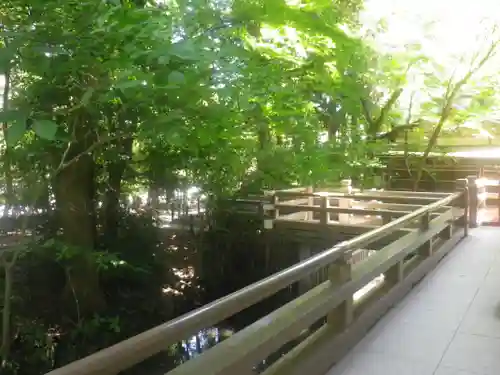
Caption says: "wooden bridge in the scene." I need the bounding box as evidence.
[45,177,500,375]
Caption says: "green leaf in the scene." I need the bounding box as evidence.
[32,119,58,141]
[6,120,26,146]
[168,71,185,85]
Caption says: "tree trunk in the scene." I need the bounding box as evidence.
[147,184,160,220]
[54,118,104,317]
[2,68,13,217]
[104,137,133,241]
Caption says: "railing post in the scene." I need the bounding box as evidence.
[420,212,430,231]
[440,217,453,240]
[298,244,314,294]
[384,260,403,285]
[477,179,487,210]
[306,186,314,221]
[327,254,353,332]
[419,212,432,257]
[320,195,329,225]
[272,194,280,220]
[467,175,478,228]
[338,179,352,224]
[456,178,469,237]
[262,195,274,230]
[382,214,392,225]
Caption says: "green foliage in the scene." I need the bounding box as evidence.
[7,0,500,373]
[0,0,381,200]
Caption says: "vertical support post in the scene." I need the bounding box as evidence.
[183,191,189,216]
[420,211,430,231]
[456,178,469,237]
[327,255,353,332]
[189,215,195,234]
[320,195,329,225]
[338,179,352,224]
[440,220,453,240]
[477,180,487,209]
[263,195,274,230]
[264,234,271,273]
[467,175,478,228]
[475,178,486,226]
[384,260,403,285]
[419,212,432,257]
[306,186,314,221]
[272,194,280,220]
[382,214,392,225]
[298,244,313,295]
[497,186,500,226]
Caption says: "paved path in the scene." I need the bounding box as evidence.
[327,226,500,375]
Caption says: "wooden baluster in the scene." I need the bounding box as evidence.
[420,211,430,231]
[338,179,352,224]
[384,260,403,285]
[441,219,453,240]
[298,244,313,294]
[497,181,500,225]
[475,178,486,225]
[419,212,432,257]
[456,178,469,237]
[273,194,279,220]
[327,255,353,333]
[263,195,275,230]
[467,175,478,228]
[320,195,329,225]
[306,186,313,221]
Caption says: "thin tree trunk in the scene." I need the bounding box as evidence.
[2,68,13,217]
[1,261,13,364]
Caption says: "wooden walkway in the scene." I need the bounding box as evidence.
[328,226,500,375]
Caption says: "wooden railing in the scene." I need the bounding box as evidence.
[271,189,452,223]
[46,180,470,375]
[263,182,466,236]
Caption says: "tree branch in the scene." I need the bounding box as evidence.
[55,133,131,175]
[413,39,500,190]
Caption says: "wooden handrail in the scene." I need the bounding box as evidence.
[275,203,451,218]
[45,187,468,375]
[275,191,445,203]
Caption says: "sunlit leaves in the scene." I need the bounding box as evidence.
[0,0,377,199]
